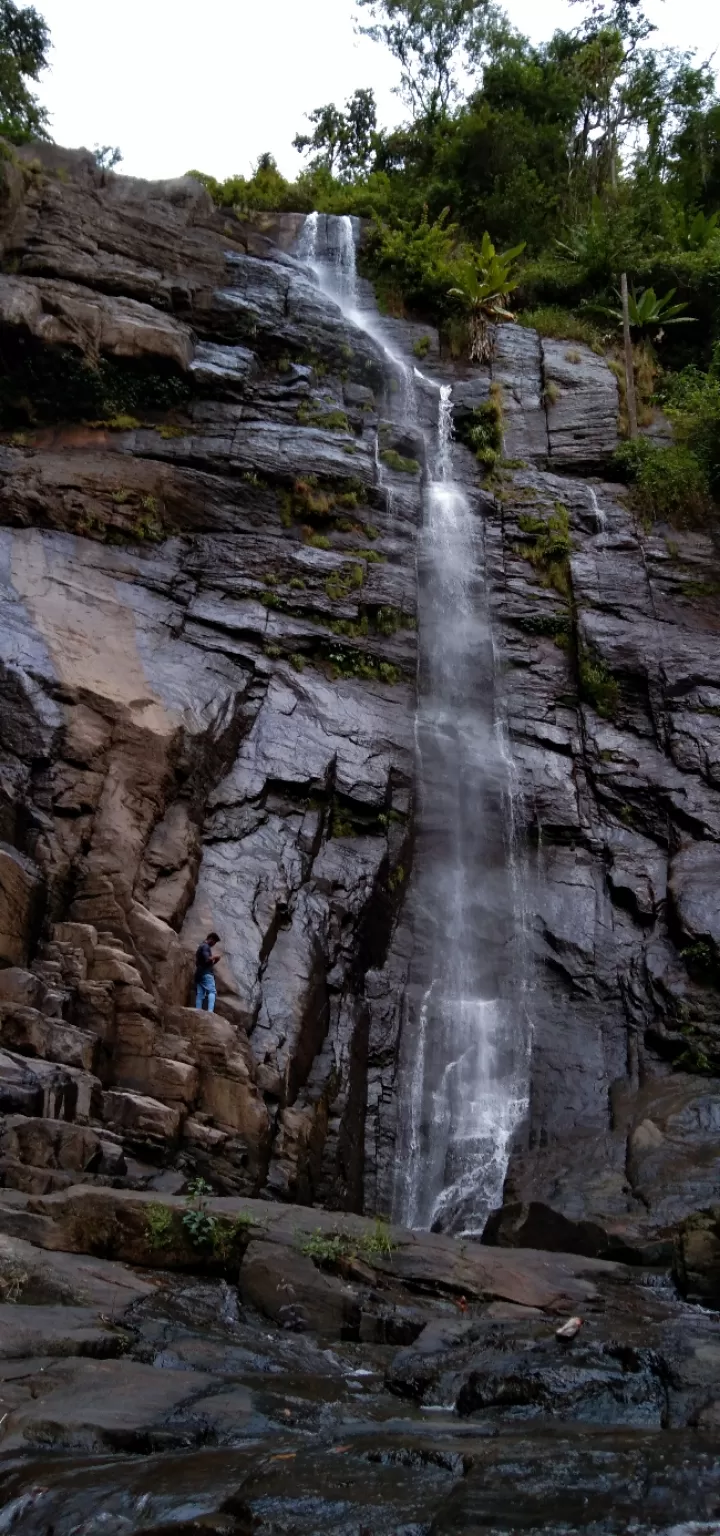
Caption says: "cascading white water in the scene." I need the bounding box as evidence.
[297,213,529,1235]
[399,386,530,1233]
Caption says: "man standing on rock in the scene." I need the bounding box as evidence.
[195,932,221,1011]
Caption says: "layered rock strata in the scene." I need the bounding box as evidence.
[0,147,718,1282]
[0,147,418,1208]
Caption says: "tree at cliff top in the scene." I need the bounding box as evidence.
[355,0,496,121]
[293,89,378,179]
[0,0,49,143]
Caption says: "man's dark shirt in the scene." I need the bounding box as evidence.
[195,942,214,984]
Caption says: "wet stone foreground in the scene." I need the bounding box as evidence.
[0,1192,719,1533]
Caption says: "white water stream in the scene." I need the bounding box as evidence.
[297,213,529,1235]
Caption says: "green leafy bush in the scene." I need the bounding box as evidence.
[613,438,712,526]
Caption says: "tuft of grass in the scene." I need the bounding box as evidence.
[516,306,604,352]
[146,1203,175,1250]
[300,1218,396,1266]
[380,448,420,475]
[325,561,365,602]
[412,335,431,359]
[543,380,561,407]
[305,531,332,550]
[90,413,141,432]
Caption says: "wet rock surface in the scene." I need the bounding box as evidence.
[1,148,720,1531]
[0,1216,718,1532]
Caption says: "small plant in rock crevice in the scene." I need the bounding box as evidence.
[380,448,420,475]
[454,387,503,468]
[299,1218,396,1267]
[144,1180,262,1265]
[578,646,620,718]
[515,502,572,598]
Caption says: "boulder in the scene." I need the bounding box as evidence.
[674,1207,720,1307]
[239,1238,361,1338]
[101,1089,182,1141]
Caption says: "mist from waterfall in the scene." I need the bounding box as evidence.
[297,213,530,1236]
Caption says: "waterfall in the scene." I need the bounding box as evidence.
[297,213,530,1236]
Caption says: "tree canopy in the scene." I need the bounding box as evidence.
[0,0,50,143]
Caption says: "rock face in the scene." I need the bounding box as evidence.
[0,145,719,1284]
[0,146,416,1209]
[479,327,720,1264]
[1,1190,719,1532]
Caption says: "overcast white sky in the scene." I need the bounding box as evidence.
[37,0,719,183]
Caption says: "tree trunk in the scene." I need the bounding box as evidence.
[621,272,638,440]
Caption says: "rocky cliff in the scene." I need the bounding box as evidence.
[0,146,419,1212]
[0,146,718,1302]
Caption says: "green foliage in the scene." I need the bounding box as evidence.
[515,502,572,596]
[0,0,50,142]
[455,392,503,466]
[614,438,712,526]
[145,1202,175,1250]
[593,284,694,334]
[93,144,122,171]
[380,447,420,474]
[325,644,401,684]
[182,1177,216,1250]
[180,1179,259,1261]
[413,334,432,358]
[300,1217,396,1266]
[677,208,720,251]
[297,401,350,432]
[447,230,525,358]
[294,88,378,178]
[355,0,485,122]
[579,648,620,718]
[659,354,720,500]
[516,306,604,350]
[325,561,365,601]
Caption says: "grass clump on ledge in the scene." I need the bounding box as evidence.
[380,448,420,475]
[300,1218,395,1266]
[325,561,365,601]
[325,644,400,685]
[297,402,351,432]
[515,502,572,598]
[516,306,605,353]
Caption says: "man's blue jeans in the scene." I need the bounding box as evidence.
[195,973,216,1011]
